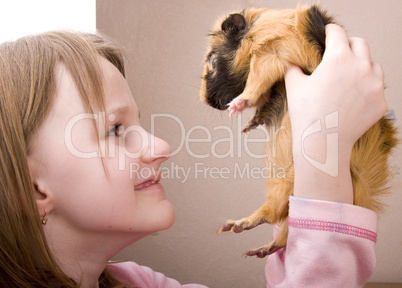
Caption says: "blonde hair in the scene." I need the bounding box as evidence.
[0,31,126,287]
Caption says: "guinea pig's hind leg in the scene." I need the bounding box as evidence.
[243,220,288,258]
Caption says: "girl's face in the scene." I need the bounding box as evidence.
[28,57,175,245]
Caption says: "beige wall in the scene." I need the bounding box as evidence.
[97,1,402,286]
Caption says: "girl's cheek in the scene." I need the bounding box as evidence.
[123,127,149,157]
[111,137,144,173]
[65,117,100,157]
[101,126,149,173]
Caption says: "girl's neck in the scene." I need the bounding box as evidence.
[44,221,146,287]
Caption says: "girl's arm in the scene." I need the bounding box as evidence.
[266,24,385,288]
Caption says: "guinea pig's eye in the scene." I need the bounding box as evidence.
[212,58,218,69]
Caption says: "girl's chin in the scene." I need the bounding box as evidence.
[159,201,176,229]
[146,201,176,232]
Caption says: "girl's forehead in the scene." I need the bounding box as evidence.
[99,59,138,108]
[55,57,128,100]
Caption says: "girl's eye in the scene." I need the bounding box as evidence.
[108,124,123,136]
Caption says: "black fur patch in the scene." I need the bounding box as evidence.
[304,5,334,55]
[205,12,250,110]
[205,54,248,110]
[221,13,247,32]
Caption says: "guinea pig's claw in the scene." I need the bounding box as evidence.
[228,98,250,117]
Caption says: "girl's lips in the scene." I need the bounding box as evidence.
[134,180,158,190]
[134,172,162,190]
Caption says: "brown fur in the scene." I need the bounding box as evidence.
[200,5,398,258]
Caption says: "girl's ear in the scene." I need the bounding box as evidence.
[27,157,54,216]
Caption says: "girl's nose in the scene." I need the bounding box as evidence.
[140,132,171,165]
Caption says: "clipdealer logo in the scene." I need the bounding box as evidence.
[128,161,286,183]
[63,111,339,180]
[64,112,284,160]
[301,110,339,177]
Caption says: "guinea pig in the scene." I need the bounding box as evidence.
[200,5,397,257]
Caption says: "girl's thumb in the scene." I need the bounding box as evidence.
[284,65,307,94]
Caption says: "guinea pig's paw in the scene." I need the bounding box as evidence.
[242,242,282,258]
[227,97,254,117]
[217,220,238,234]
[217,217,266,234]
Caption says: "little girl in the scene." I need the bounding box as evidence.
[0,24,386,287]
[0,31,205,288]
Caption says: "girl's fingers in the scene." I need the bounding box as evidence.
[348,37,371,60]
[325,24,349,50]
[372,61,385,82]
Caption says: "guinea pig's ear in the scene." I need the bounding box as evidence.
[221,13,246,33]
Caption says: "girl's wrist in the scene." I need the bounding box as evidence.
[292,133,354,204]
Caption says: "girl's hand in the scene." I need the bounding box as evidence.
[285,24,386,203]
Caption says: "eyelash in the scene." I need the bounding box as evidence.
[107,123,123,137]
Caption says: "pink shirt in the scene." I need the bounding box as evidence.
[107,197,377,287]
[106,261,207,288]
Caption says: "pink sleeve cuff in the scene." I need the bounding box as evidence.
[288,196,378,243]
[266,197,378,288]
